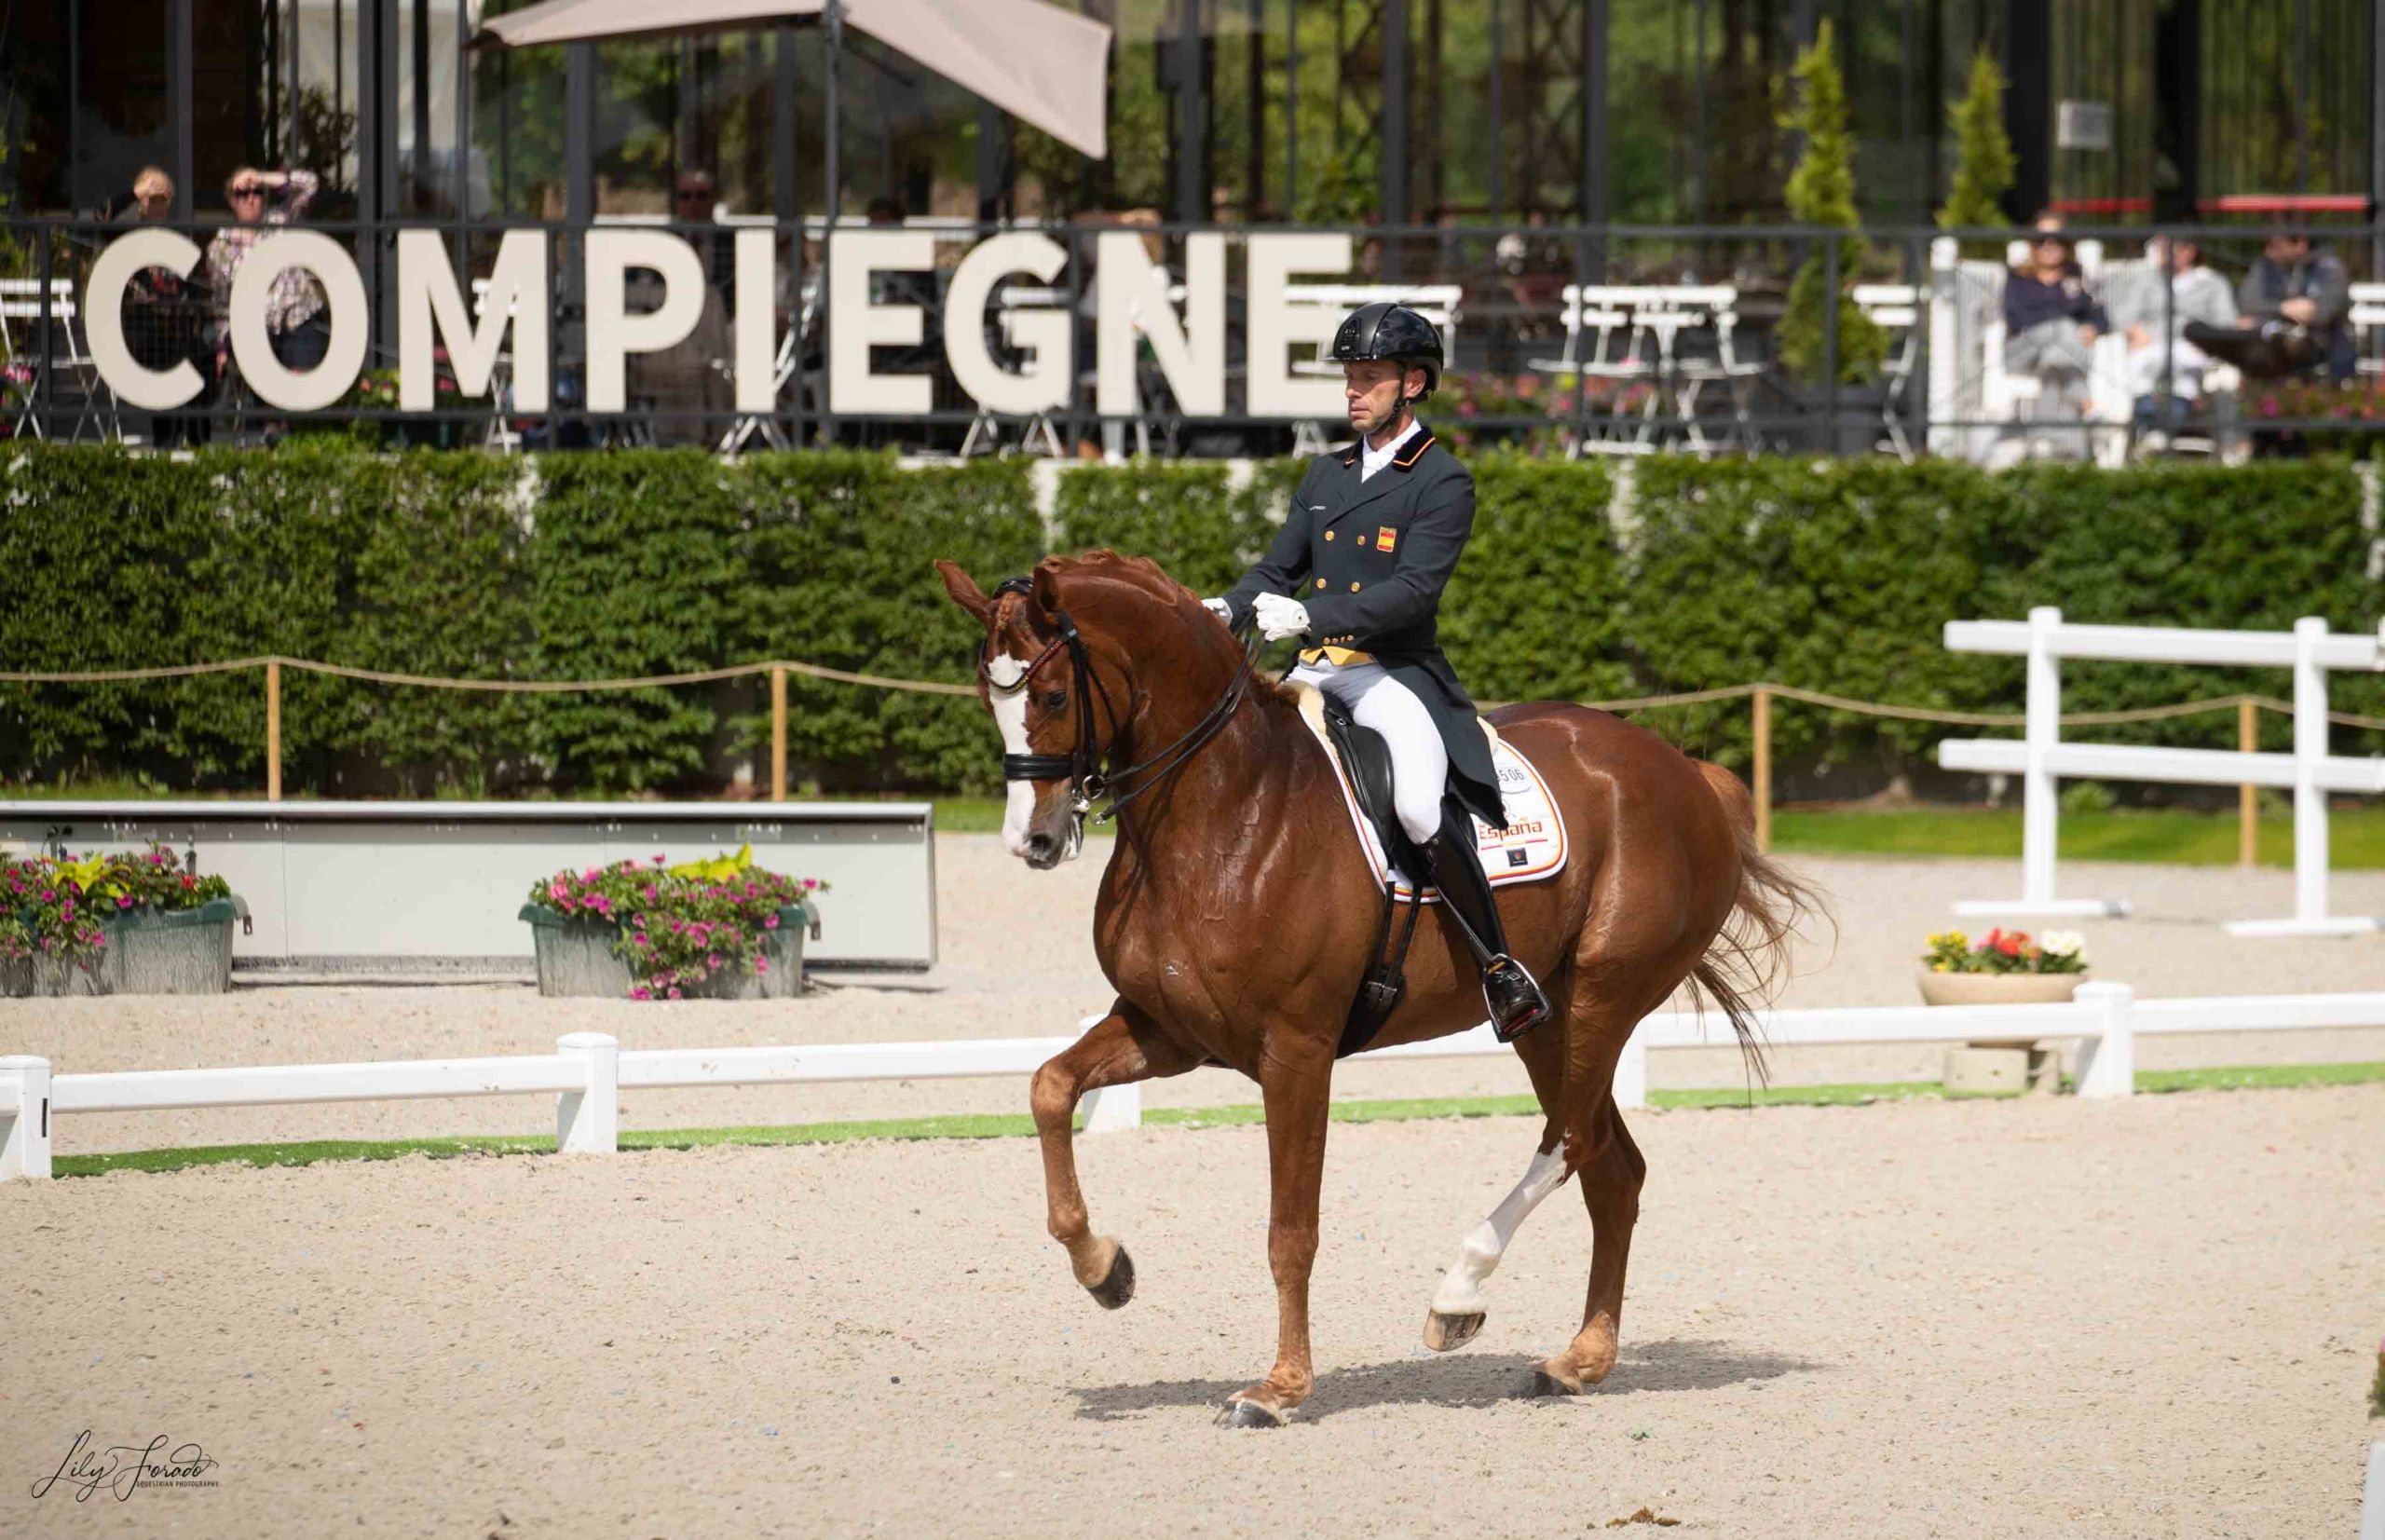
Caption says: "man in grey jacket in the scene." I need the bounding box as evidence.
[2236,228,2353,378]
[2107,235,2237,428]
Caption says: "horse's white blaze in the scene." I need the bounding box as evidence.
[987,654,1036,857]
[1428,1145,1573,1316]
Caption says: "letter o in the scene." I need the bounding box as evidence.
[227,231,369,411]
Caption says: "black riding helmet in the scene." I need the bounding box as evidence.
[1329,301,1443,402]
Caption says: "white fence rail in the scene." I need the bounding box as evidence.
[8,983,2385,1181]
[1939,608,2385,935]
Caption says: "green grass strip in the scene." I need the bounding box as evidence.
[48,1061,2385,1179]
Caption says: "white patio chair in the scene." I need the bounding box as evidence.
[0,279,118,443]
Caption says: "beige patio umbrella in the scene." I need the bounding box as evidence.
[472,0,1111,159]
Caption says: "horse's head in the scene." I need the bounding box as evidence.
[939,556,1114,868]
[938,551,1227,869]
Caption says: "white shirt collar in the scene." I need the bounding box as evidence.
[1357,420,1424,481]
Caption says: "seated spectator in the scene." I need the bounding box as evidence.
[202,167,327,376]
[675,170,733,293]
[2234,225,2353,378]
[2001,212,2106,431]
[2107,234,2237,434]
[113,166,174,225]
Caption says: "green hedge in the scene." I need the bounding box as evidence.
[4,443,2379,797]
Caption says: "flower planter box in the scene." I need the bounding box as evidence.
[1915,971,2085,1012]
[0,897,248,998]
[1918,971,2084,1095]
[519,902,814,1000]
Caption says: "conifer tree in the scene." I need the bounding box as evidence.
[1937,47,2017,256]
[1776,21,1887,384]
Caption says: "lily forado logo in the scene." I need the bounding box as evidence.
[32,1431,220,1502]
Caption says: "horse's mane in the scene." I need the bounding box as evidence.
[1037,549,1198,611]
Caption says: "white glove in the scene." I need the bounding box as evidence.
[1201,596,1233,624]
[1252,593,1312,642]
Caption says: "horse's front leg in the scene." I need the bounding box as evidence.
[1219,1034,1335,1428]
[1030,1001,1198,1308]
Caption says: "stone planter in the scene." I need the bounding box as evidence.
[0,897,248,998]
[1918,970,2085,1095]
[1915,971,2085,1010]
[520,902,814,1000]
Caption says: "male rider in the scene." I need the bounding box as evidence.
[1206,303,1550,1041]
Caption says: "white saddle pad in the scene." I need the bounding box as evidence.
[1290,683,1569,901]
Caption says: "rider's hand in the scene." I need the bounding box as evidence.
[1201,596,1233,625]
[1253,593,1312,642]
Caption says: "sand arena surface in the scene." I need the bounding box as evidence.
[2,837,2382,1536]
[2,1083,2378,1537]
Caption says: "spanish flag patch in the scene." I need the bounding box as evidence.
[1376,525,1397,554]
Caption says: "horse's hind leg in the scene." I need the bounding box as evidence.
[1031,1001,1199,1310]
[1420,989,1576,1354]
[1532,1095,1647,1396]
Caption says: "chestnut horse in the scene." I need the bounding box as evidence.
[938,550,1813,1427]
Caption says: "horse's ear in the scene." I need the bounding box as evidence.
[935,560,996,626]
[1030,562,1065,622]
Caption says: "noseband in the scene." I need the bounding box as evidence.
[981,575,1261,830]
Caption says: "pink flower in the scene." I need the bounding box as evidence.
[706,954,721,969]
[764,913,780,930]
[653,854,666,865]
[116,895,133,908]
[803,879,819,891]
[630,986,651,1001]
[754,957,770,975]
[666,987,682,1000]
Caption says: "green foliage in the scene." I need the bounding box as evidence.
[1938,48,2017,254]
[1776,21,1888,385]
[7,443,2384,799]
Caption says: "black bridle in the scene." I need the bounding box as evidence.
[981,576,1262,831]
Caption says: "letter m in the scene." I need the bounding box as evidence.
[397,229,550,411]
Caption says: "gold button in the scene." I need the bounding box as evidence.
[1315,579,1327,590]
[1324,530,1335,541]
[1349,581,1360,592]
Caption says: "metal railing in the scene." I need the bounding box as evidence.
[7,216,2384,459]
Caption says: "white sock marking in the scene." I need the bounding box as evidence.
[987,654,1036,857]
[1429,1145,1572,1316]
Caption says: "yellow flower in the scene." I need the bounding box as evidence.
[1929,961,1951,973]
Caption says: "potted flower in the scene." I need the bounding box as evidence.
[1917,927,2087,1006]
[518,844,825,1001]
[0,842,248,997]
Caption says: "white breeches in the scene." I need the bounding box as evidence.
[1289,657,1447,845]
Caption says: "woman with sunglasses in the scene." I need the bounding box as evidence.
[2000,211,2107,457]
[201,166,326,382]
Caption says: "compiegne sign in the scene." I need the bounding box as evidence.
[84,227,1360,420]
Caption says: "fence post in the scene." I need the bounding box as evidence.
[2238,696,2258,871]
[2020,606,2061,907]
[1079,1083,1142,1134]
[265,659,282,802]
[0,1056,54,1181]
[555,1032,619,1154]
[1611,1032,1648,1111]
[1752,686,1773,853]
[2361,1439,2384,1540]
[2071,980,2134,1099]
[2290,617,2330,928]
[770,666,788,803]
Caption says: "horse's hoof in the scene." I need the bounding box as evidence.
[1527,1367,1584,1398]
[1085,1245,1136,1310]
[1423,1309,1486,1353]
[1214,1397,1288,1430]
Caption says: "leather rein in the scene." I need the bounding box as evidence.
[981,576,1263,832]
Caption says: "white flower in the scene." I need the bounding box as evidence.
[2039,930,2084,959]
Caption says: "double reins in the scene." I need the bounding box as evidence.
[982,576,1262,828]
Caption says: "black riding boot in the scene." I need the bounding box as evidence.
[1422,807,1551,1043]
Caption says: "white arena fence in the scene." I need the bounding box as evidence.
[7,982,2385,1181]
[1940,608,2385,936]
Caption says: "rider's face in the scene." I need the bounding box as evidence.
[1344,360,1415,437]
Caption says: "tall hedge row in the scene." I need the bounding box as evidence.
[4,443,2378,796]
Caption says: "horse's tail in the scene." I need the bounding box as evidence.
[1683,761,1831,1087]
